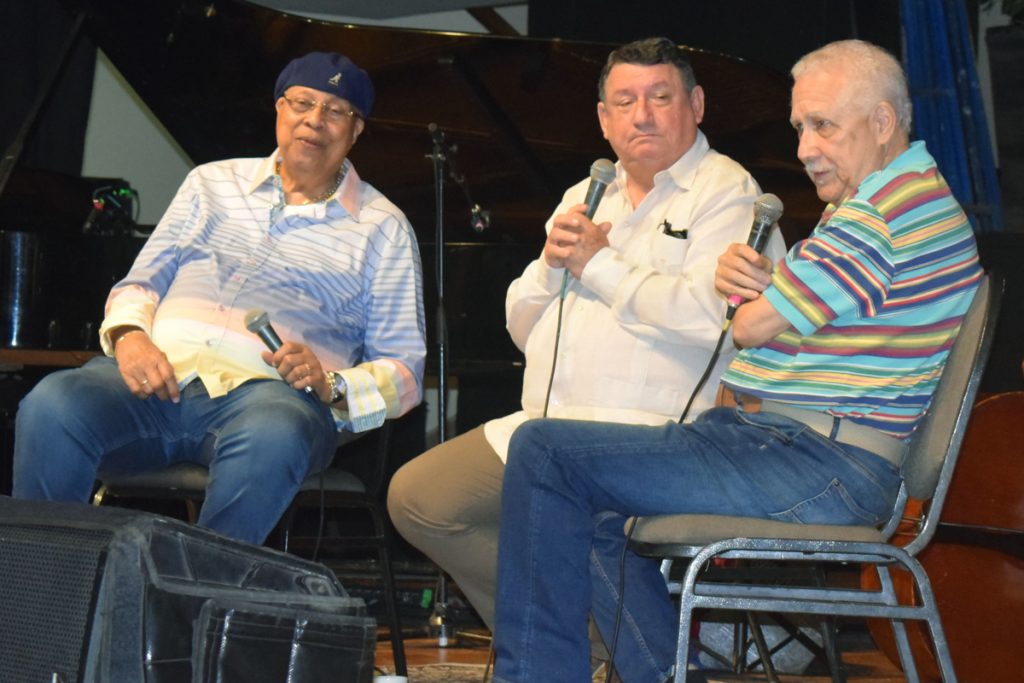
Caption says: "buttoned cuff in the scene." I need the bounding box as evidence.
[334,366,387,432]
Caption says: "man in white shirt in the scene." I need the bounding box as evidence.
[14,52,425,545]
[387,37,784,640]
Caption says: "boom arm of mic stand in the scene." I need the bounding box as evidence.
[434,130,489,233]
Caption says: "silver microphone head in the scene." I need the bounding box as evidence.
[590,158,616,185]
[244,308,269,333]
[754,193,784,224]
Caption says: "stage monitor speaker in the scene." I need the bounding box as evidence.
[0,495,375,683]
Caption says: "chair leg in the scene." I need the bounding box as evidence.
[374,511,407,677]
[810,564,848,683]
[744,612,780,682]
[278,503,299,554]
[817,617,848,683]
[91,484,109,506]
[875,567,923,683]
[674,593,698,682]
[184,498,201,524]
[482,640,495,683]
[906,562,958,683]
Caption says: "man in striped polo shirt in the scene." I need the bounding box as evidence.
[13,52,425,545]
[491,40,982,683]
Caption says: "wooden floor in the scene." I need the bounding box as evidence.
[337,560,913,681]
[374,628,910,682]
[378,632,494,669]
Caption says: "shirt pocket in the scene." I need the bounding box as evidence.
[650,229,693,275]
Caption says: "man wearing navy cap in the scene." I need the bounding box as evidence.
[13,52,426,545]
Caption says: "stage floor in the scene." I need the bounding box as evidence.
[374,627,908,682]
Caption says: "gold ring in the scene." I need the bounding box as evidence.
[140,378,149,385]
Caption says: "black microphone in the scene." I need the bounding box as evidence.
[583,158,616,219]
[726,193,784,320]
[244,308,314,394]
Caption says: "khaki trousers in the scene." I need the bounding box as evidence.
[386,425,505,631]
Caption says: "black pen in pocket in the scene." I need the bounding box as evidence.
[661,219,687,239]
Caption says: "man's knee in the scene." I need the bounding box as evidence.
[22,360,129,425]
[505,419,556,480]
[230,391,332,455]
[386,458,446,540]
[16,368,108,445]
[386,461,415,523]
[20,369,75,420]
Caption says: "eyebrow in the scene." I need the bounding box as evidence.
[608,81,676,98]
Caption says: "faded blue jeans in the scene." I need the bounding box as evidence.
[492,407,902,683]
[13,356,338,544]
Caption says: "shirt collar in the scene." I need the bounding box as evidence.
[250,150,364,218]
[658,128,709,190]
[607,129,709,197]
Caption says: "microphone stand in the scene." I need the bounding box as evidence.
[426,123,454,647]
[427,124,451,447]
[425,123,491,647]
[444,139,490,234]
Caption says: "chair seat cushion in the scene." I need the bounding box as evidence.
[100,463,210,493]
[297,468,365,494]
[102,464,365,496]
[630,513,885,556]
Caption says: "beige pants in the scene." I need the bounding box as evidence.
[386,425,505,631]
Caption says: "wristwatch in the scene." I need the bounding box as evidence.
[325,371,346,404]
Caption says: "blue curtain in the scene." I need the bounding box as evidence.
[901,0,1003,231]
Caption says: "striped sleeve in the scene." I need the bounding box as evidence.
[721,142,982,438]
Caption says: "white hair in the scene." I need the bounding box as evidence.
[792,39,912,135]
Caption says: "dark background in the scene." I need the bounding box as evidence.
[528,0,902,74]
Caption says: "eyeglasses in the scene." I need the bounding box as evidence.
[281,95,360,123]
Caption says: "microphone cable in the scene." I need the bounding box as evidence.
[677,320,730,424]
[602,516,638,683]
[541,159,614,418]
[545,273,732,423]
[312,468,327,562]
[541,272,571,418]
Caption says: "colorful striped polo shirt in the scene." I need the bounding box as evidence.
[721,141,982,439]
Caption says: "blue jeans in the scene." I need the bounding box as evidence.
[492,407,902,683]
[13,356,338,544]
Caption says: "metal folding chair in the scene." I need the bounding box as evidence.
[628,274,1000,683]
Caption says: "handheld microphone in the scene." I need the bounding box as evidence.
[583,158,616,219]
[559,159,616,299]
[244,308,315,394]
[726,193,784,320]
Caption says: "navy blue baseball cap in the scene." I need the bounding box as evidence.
[274,51,375,118]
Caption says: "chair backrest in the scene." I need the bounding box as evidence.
[897,274,1001,555]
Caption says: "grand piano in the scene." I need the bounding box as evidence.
[1,0,820,443]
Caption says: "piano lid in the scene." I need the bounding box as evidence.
[60,0,819,245]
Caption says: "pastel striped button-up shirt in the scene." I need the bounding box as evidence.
[99,152,426,432]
